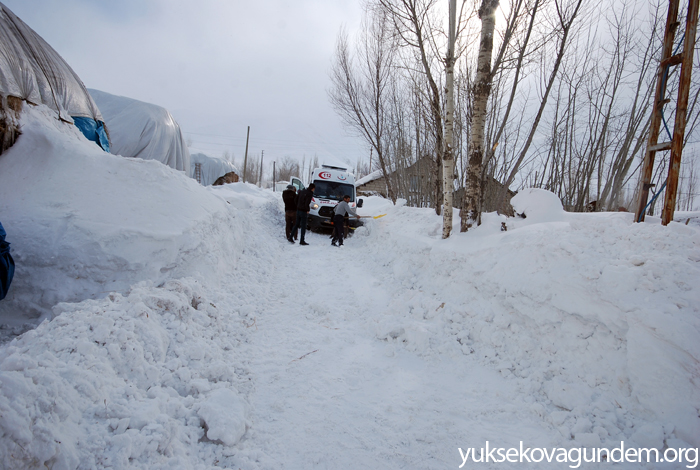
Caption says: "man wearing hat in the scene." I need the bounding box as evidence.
[282,184,298,241]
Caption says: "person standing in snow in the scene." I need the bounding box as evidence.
[289,183,315,246]
[332,194,361,247]
[282,184,298,241]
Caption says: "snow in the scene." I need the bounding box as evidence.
[0,104,699,469]
[196,388,246,446]
[355,169,384,186]
[0,106,240,329]
[511,187,566,223]
[675,211,700,230]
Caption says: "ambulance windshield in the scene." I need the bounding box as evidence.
[313,181,355,201]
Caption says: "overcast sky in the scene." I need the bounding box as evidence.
[4,0,367,169]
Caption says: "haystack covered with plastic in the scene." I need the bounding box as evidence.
[190,151,238,186]
[0,1,108,153]
[89,89,190,174]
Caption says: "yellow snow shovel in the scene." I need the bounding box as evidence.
[347,214,387,230]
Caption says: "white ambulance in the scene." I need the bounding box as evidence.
[306,165,364,231]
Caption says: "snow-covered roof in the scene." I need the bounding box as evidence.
[89,89,190,174]
[355,169,384,186]
[190,152,238,186]
[0,2,103,123]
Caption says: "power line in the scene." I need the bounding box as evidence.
[182,130,365,149]
[185,137,367,157]
[187,142,364,155]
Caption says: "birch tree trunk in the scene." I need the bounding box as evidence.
[442,0,458,238]
[461,0,498,231]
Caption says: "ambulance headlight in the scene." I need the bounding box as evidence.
[311,203,319,210]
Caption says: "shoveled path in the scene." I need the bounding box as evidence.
[232,228,560,469]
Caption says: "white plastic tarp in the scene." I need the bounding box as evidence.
[0,2,103,123]
[89,89,191,174]
[190,152,238,186]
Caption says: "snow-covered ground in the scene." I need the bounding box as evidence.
[0,105,699,469]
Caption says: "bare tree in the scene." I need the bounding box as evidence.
[508,0,665,213]
[378,0,447,213]
[331,0,696,221]
[307,155,319,182]
[221,149,234,163]
[487,0,542,164]
[595,2,660,210]
[493,0,585,210]
[245,154,261,186]
[276,156,301,182]
[329,8,398,202]
[678,153,698,211]
[355,158,371,179]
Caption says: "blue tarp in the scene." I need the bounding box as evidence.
[72,116,110,153]
[0,221,14,301]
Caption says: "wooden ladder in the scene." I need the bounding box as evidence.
[194,162,203,184]
[634,0,699,225]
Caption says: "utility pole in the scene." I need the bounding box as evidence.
[259,150,264,187]
[243,126,250,183]
[273,160,276,191]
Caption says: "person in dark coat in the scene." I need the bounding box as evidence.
[289,183,315,245]
[331,194,360,247]
[282,185,298,240]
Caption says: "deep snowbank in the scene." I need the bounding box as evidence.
[1,278,249,469]
[0,185,281,469]
[0,105,284,468]
[0,105,242,328]
[353,192,700,449]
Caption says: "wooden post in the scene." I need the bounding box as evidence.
[259,150,264,187]
[634,0,679,222]
[662,0,699,225]
[243,126,250,183]
[273,160,276,191]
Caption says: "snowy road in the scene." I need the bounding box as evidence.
[3,105,698,470]
[234,228,559,469]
